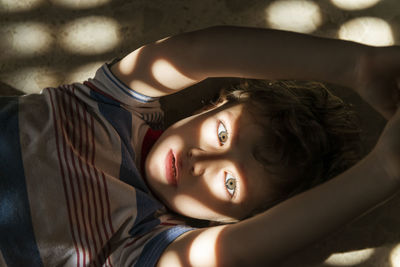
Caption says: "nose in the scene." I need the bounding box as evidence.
[187,148,226,176]
[188,148,204,176]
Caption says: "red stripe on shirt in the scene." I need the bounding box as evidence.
[124,237,140,248]
[74,87,98,265]
[100,171,114,267]
[65,87,92,265]
[89,113,112,266]
[68,86,95,264]
[58,87,86,267]
[82,97,105,266]
[72,86,111,266]
[84,82,116,267]
[48,89,81,266]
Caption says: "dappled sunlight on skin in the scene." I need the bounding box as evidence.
[151,176,243,222]
[130,79,173,96]
[49,0,111,9]
[157,225,229,267]
[330,0,381,11]
[148,122,250,221]
[325,248,375,266]
[0,0,42,12]
[1,5,399,265]
[152,59,198,91]
[145,102,277,222]
[145,125,238,222]
[0,22,53,58]
[171,187,237,222]
[174,183,231,206]
[390,244,400,266]
[112,47,176,97]
[265,0,322,34]
[59,16,120,55]
[112,43,200,97]
[117,46,143,76]
[113,46,172,95]
[188,226,224,266]
[338,17,394,46]
[156,248,183,266]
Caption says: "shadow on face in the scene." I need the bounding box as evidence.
[145,102,278,223]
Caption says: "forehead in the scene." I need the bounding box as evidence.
[183,102,277,219]
[234,106,278,211]
[212,103,277,215]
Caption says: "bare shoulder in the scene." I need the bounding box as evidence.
[110,31,203,98]
[156,225,233,267]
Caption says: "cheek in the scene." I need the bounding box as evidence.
[171,194,223,221]
[170,178,229,219]
[170,109,215,144]
[179,171,228,201]
[200,121,217,147]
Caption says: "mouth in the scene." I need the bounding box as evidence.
[165,149,178,186]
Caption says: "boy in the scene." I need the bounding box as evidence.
[1,25,400,266]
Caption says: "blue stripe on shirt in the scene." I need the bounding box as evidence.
[90,89,149,192]
[129,190,162,238]
[0,97,43,267]
[90,90,164,240]
[135,226,194,267]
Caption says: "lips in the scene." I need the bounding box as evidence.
[165,149,178,186]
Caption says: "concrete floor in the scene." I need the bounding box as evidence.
[1,0,400,266]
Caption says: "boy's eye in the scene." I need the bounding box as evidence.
[225,173,237,197]
[217,121,228,145]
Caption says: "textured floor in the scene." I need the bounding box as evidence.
[1,0,400,266]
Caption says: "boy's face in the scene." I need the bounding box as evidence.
[145,103,276,222]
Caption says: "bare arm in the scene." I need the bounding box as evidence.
[157,104,400,266]
[157,146,400,266]
[111,26,400,265]
[112,25,400,119]
[112,25,366,96]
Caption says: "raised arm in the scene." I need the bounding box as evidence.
[156,108,400,266]
[112,26,400,119]
[112,25,365,94]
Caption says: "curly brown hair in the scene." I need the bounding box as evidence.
[216,79,364,217]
